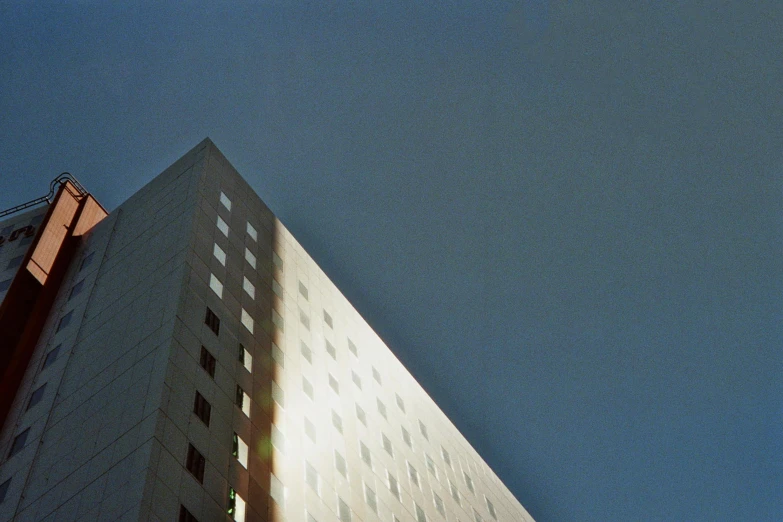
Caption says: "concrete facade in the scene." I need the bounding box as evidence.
[0,140,534,522]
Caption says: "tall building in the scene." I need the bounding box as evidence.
[0,139,534,522]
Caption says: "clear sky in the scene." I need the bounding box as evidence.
[1,2,781,520]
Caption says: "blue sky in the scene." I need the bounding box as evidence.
[1,2,781,520]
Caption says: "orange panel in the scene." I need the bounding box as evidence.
[26,182,81,284]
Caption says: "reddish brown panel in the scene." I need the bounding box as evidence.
[26,182,81,284]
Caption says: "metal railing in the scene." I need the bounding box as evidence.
[0,173,88,219]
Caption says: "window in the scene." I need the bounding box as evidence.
[244,248,256,269]
[304,417,316,443]
[27,383,46,410]
[299,309,310,330]
[272,343,285,368]
[441,447,452,468]
[338,497,352,522]
[364,483,378,513]
[272,279,283,298]
[42,345,61,369]
[388,472,401,500]
[272,382,285,408]
[485,497,497,520]
[408,462,419,487]
[0,278,10,292]
[246,222,257,241]
[233,433,248,468]
[238,344,252,373]
[186,443,206,483]
[402,427,412,448]
[325,340,336,359]
[236,386,251,417]
[193,392,211,426]
[396,393,406,413]
[242,276,255,299]
[377,398,387,419]
[415,502,427,522]
[6,255,23,270]
[209,273,223,298]
[351,371,362,390]
[272,251,283,270]
[302,377,314,400]
[220,192,232,211]
[355,404,366,426]
[328,374,339,394]
[7,428,29,457]
[360,442,372,468]
[68,279,85,300]
[434,492,446,517]
[298,281,308,299]
[348,338,358,356]
[300,341,312,363]
[200,346,216,377]
[382,433,394,457]
[217,216,229,236]
[332,410,343,433]
[473,508,483,522]
[0,478,10,504]
[56,310,73,332]
[464,472,475,493]
[179,505,199,522]
[204,307,220,335]
[323,310,333,328]
[449,480,461,504]
[213,243,226,265]
[419,420,429,440]
[372,367,382,384]
[240,308,253,333]
[271,424,285,453]
[227,487,246,522]
[272,309,284,331]
[426,453,438,478]
[79,251,95,271]
[335,450,347,477]
[305,461,319,495]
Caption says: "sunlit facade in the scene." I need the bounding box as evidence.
[0,139,534,522]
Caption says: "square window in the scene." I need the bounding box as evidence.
[272,381,285,408]
[335,450,347,477]
[6,255,23,270]
[338,497,352,522]
[486,497,497,520]
[272,251,283,270]
[442,447,452,468]
[464,472,475,493]
[193,392,211,426]
[419,420,429,440]
[7,428,28,457]
[325,340,336,359]
[79,252,95,271]
[0,278,11,293]
[364,483,378,513]
[213,243,226,265]
[186,443,206,483]
[217,216,229,237]
[236,386,250,417]
[434,493,446,517]
[299,309,310,330]
[396,393,406,413]
[238,344,252,373]
[42,345,61,369]
[382,433,393,457]
[402,427,413,448]
[271,424,285,453]
[27,383,46,410]
[377,398,387,419]
[415,502,427,522]
[272,279,283,298]
[329,374,339,394]
[426,453,438,478]
[233,433,248,468]
[372,367,382,384]
[449,480,461,504]
[323,310,333,328]
[240,308,253,333]
[56,310,73,332]
[303,377,314,400]
[304,418,316,443]
[272,309,284,331]
[179,505,198,522]
[209,273,223,298]
[68,279,84,300]
[228,487,246,522]
[408,462,419,487]
[219,192,232,211]
[351,371,362,390]
[272,343,285,368]
[388,472,401,500]
[348,338,358,356]
[300,341,312,363]
[204,307,220,335]
[242,276,255,300]
[244,248,256,269]
[200,346,216,378]
[355,404,366,426]
[246,222,257,241]
[298,281,308,300]
[305,461,319,495]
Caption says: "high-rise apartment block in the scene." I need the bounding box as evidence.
[0,139,534,522]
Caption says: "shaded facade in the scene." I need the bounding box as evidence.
[0,140,534,522]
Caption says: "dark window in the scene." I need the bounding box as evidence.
[193,392,211,426]
[323,310,333,328]
[204,307,220,336]
[27,384,47,410]
[199,346,216,377]
[179,504,199,522]
[0,478,10,504]
[42,345,61,369]
[56,311,73,332]
[79,252,95,271]
[0,278,11,292]
[68,280,85,300]
[6,255,23,270]
[186,444,206,483]
[8,428,29,457]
